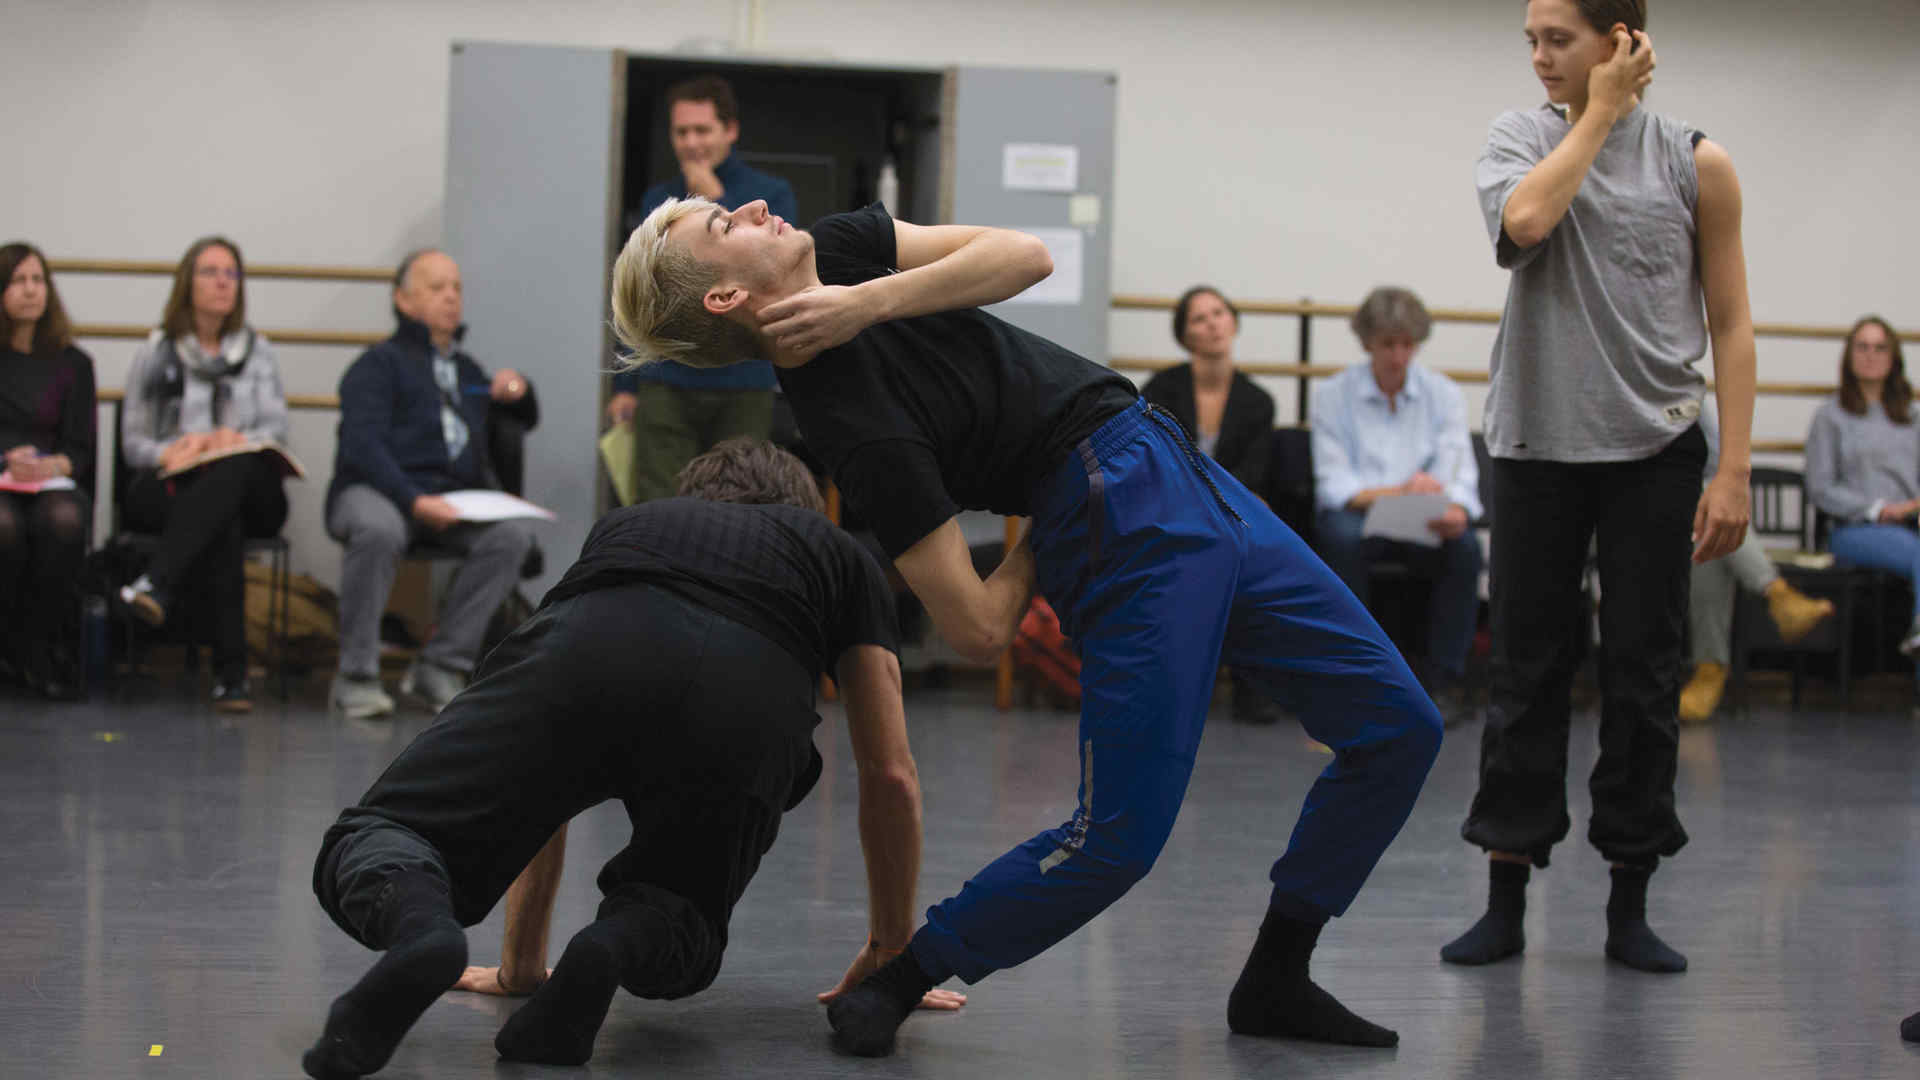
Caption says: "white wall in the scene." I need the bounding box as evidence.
[7,0,1916,584]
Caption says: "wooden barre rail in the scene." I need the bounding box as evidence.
[49,258,392,282]
[95,386,340,410]
[1112,293,1916,344]
[73,322,384,348]
[1110,357,1848,399]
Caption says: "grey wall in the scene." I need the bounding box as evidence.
[444,42,621,600]
[950,66,1117,364]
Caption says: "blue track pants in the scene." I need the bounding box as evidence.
[910,400,1442,984]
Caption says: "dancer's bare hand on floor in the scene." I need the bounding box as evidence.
[450,964,551,996]
[818,943,967,1012]
[759,285,879,359]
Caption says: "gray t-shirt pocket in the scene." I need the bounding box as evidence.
[1608,202,1690,280]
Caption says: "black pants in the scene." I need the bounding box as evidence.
[0,490,89,665]
[312,585,817,1000]
[123,454,288,678]
[1463,424,1705,868]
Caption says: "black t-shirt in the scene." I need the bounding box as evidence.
[0,345,97,490]
[542,498,898,680]
[776,205,1137,557]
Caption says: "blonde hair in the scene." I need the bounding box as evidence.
[610,196,766,370]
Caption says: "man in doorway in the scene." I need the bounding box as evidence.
[605,75,798,504]
[611,197,1441,1056]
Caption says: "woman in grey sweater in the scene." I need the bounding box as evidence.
[117,236,290,712]
[1805,316,1920,655]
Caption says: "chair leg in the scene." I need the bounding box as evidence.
[1840,588,1856,711]
[274,547,290,703]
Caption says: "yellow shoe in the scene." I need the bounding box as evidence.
[1765,580,1835,644]
[1679,662,1728,725]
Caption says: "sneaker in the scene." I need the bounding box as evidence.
[1902,619,1920,659]
[211,677,254,714]
[331,672,395,719]
[1678,661,1728,725]
[118,574,169,628]
[400,660,467,712]
[1765,581,1834,644]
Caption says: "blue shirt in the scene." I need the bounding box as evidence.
[615,153,798,393]
[1310,361,1482,519]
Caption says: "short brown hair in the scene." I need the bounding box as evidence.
[0,242,74,356]
[161,236,247,341]
[665,75,739,128]
[1351,287,1433,346]
[1568,0,1647,35]
[1838,315,1910,424]
[676,437,824,514]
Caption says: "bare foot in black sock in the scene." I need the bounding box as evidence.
[1441,860,1528,966]
[1227,909,1397,1048]
[1604,865,1686,974]
[495,933,621,1066]
[826,950,934,1057]
[303,925,468,1080]
[1900,1010,1920,1043]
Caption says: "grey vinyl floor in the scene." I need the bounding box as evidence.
[5,674,1920,1079]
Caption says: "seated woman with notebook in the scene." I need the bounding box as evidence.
[1,242,97,699]
[118,235,291,713]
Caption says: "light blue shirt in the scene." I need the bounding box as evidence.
[1311,361,1481,519]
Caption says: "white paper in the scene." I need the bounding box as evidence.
[0,471,77,492]
[1001,228,1084,307]
[440,490,556,523]
[1360,493,1451,548]
[1002,143,1079,192]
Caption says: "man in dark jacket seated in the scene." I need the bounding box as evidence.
[326,250,538,719]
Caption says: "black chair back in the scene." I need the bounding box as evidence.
[1749,466,1809,548]
[1265,426,1316,541]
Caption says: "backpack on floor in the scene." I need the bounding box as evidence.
[1011,595,1081,706]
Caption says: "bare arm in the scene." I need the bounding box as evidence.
[892,518,1036,664]
[1502,31,1655,249]
[1690,138,1755,563]
[817,646,962,1009]
[839,645,921,951]
[758,221,1053,358]
[451,822,567,995]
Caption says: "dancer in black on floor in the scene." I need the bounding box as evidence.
[303,439,956,1079]
[1444,0,1755,974]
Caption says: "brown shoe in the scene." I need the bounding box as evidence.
[1678,662,1727,725]
[1765,580,1834,644]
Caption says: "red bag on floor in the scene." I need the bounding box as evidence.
[1012,595,1081,704]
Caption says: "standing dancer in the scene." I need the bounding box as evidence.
[303,441,934,1078]
[1442,0,1754,973]
[612,197,1443,1054]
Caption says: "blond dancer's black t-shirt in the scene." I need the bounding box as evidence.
[777,205,1136,557]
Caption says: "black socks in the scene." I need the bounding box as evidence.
[1227,908,1398,1048]
[1901,1011,1920,1043]
[826,948,936,1057]
[1604,864,1686,973]
[1441,859,1529,965]
[495,928,623,1066]
[303,879,468,1080]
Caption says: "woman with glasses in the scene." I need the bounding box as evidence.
[1,242,97,699]
[118,236,290,712]
[1805,317,1920,664]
